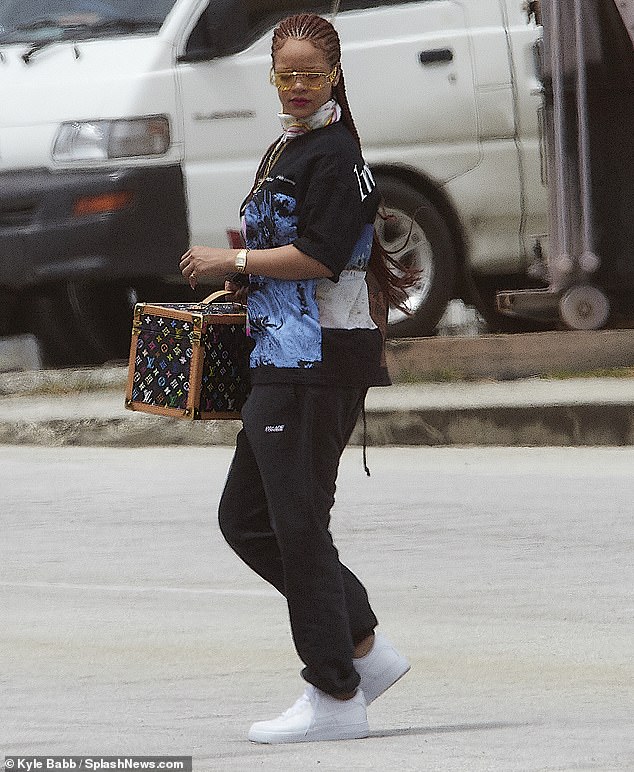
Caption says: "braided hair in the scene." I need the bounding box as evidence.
[271,13,419,313]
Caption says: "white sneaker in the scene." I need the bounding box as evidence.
[354,632,410,705]
[247,686,369,744]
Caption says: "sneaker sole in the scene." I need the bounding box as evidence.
[248,720,370,744]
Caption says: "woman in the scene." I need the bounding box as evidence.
[180,13,410,744]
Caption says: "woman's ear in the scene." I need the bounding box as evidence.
[333,64,341,87]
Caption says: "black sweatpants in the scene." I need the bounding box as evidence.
[218,383,378,696]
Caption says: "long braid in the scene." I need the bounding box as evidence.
[271,13,419,312]
[333,71,362,150]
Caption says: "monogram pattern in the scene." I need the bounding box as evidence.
[200,324,252,414]
[132,315,192,410]
[130,305,250,416]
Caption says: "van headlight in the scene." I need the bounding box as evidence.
[53,116,170,162]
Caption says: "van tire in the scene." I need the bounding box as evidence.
[29,279,210,367]
[374,175,457,338]
[29,281,138,367]
[0,290,19,338]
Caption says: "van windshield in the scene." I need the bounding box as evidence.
[0,0,177,43]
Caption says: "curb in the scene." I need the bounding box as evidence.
[1,329,634,447]
[1,400,633,448]
[0,415,241,448]
[0,366,127,397]
[350,403,634,447]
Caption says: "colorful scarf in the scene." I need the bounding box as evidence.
[278,99,342,140]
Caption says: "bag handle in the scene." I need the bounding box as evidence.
[202,289,232,304]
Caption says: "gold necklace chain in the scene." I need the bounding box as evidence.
[253,137,288,194]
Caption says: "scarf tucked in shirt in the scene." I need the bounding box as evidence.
[278,99,342,140]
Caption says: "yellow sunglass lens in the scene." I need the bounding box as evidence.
[271,69,337,91]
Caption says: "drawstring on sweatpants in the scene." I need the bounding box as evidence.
[362,398,370,477]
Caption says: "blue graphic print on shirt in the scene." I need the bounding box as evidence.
[245,191,297,250]
[346,223,374,271]
[244,191,322,369]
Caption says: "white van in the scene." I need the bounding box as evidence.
[0,0,546,365]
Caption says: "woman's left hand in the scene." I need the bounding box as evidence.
[180,246,233,289]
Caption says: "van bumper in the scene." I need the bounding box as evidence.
[0,165,189,290]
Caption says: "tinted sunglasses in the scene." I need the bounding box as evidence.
[270,66,338,91]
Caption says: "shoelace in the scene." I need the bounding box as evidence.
[280,687,314,719]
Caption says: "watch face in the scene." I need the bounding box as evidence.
[236,250,247,272]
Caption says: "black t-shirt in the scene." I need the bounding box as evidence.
[242,121,390,388]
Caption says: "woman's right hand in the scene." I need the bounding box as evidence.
[225,279,249,305]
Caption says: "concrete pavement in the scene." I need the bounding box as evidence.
[2,445,633,770]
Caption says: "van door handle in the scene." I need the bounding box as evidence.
[418,48,454,65]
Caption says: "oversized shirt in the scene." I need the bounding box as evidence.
[241,121,390,388]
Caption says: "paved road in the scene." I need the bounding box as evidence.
[1,446,633,771]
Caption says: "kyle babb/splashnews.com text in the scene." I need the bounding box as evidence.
[4,757,193,771]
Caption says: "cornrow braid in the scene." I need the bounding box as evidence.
[271,13,420,311]
[271,13,362,149]
[332,70,361,149]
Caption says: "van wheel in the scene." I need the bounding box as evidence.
[0,290,19,338]
[29,281,139,367]
[374,175,457,337]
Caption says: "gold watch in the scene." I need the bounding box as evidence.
[235,248,249,274]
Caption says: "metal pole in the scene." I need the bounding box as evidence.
[573,0,600,274]
[549,0,572,285]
